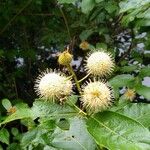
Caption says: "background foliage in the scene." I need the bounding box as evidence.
[0,0,150,149]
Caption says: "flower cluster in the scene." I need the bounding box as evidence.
[81,50,114,113]
[35,49,114,114]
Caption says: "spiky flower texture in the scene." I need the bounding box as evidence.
[81,81,112,113]
[86,51,114,77]
[34,70,72,101]
[124,89,135,101]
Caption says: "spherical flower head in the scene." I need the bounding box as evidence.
[34,69,72,101]
[86,51,114,77]
[81,80,112,113]
[124,89,135,101]
[80,41,89,50]
[58,50,73,66]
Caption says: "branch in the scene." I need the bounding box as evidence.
[58,6,72,42]
[0,0,33,35]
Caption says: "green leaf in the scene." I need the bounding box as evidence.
[0,128,9,145]
[32,100,77,119]
[96,43,107,49]
[120,65,138,73]
[2,99,12,110]
[7,143,21,150]
[109,74,135,100]
[66,95,78,107]
[44,145,59,150]
[135,84,150,100]
[105,2,118,14]
[137,8,150,18]
[81,0,95,14]
[21,118,35,129]
[39,119,56,130]
[11,128,19,136]
[139,67,150,78]
[0,103,32,126]
[79,29,94,40]
[57,0,77,4]
[135,19,150,27]
[52,117,96,150]
[0,145,3,150]
[21,120,57,149]
[109,74,135,88]
[110,96,131,112]
[116,103,150,128]
[113,87,120,99]
[119,0,150,13]
[87,111,150,150]
[98,27,109,35]
[56,119,70,130]
[21,119,56,149]
[21,128,49,148]
[95,0,103,3]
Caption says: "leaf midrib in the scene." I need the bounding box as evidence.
[90,111,146,146]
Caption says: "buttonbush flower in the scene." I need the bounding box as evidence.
[34,69,72,101]
[58,50,73,66]
[81,80,112,113]
[124,88,135,101]
[80,41,89,50]
[85,51,114,77]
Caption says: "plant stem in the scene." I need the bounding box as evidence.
[67,64,81,93]
[13,78,18,99]
[67,75,73,80]
[78,73,90,83]
[59,6,72,42]
[0,0,33,35]
[67,99,87,116]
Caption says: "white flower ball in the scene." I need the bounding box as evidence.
[34,69,72,101]
[81,80,112,113]
[86,51,114,77]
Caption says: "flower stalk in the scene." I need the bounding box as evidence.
[67,64,81,93]
[67,99,87,116]
[78,73,90,83]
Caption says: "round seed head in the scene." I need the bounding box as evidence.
[81,80,113,113]
[34,69,72,101]
[86,51,114,77]
[58,51,73,66]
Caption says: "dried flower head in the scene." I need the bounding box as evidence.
[85,51,114,77]
[34,69,72,101]
[80,41,89,50]
[124,88,136,101]
[58,50,73,66]
[7,106,17,115]
[81,80,112,113]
